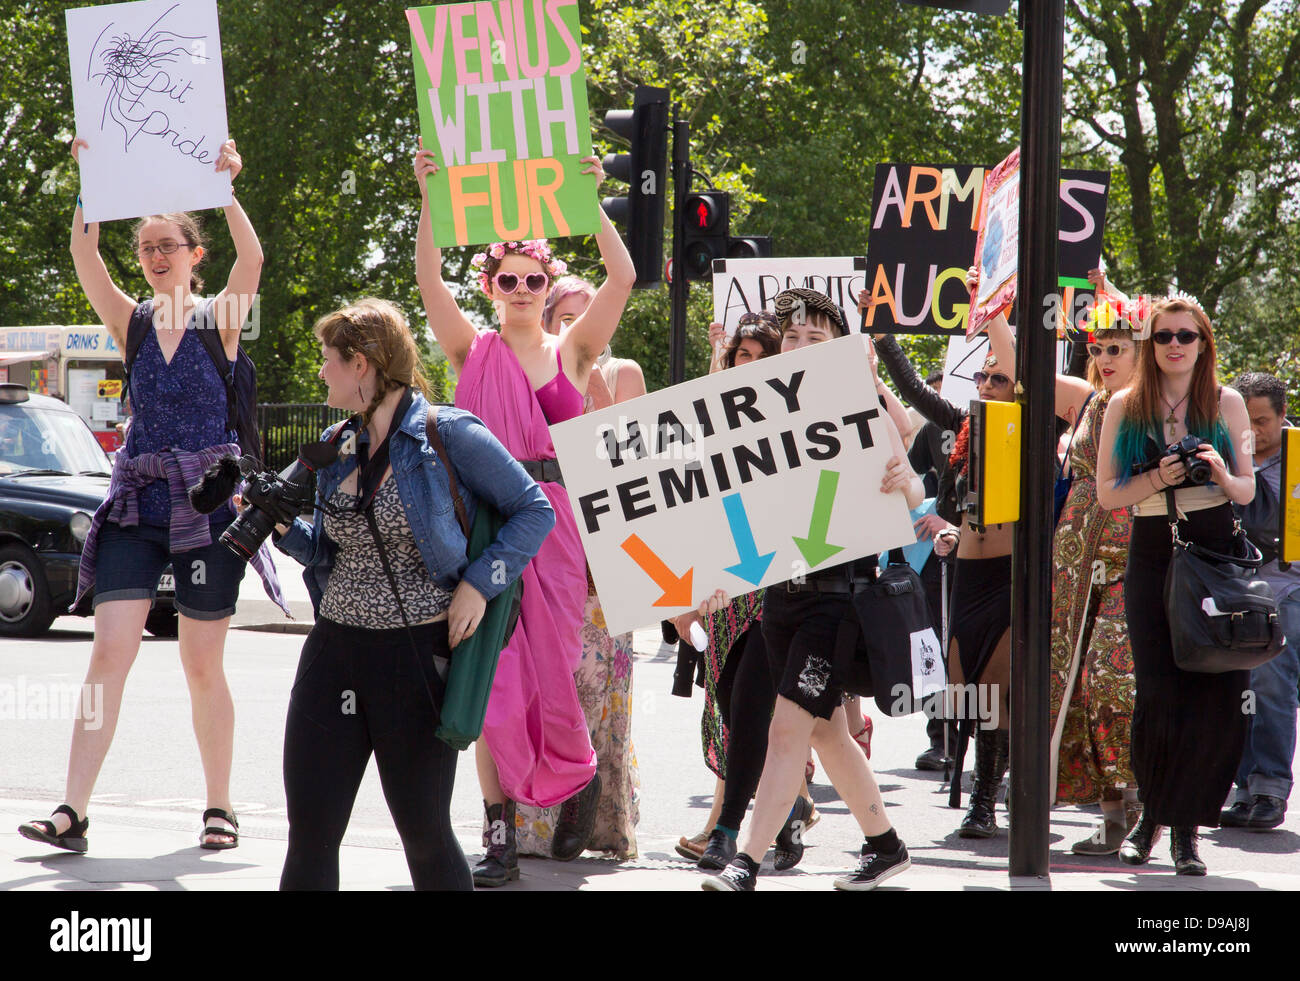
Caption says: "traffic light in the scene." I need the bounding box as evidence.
[680,191,729,281]
[726,236,773,259]
[602,86,669,289]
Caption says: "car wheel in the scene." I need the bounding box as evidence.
[145,611,179,638]
[0,543,56,637]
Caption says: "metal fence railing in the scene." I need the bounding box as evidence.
[257,403,349,472]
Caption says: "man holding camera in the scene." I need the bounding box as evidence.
[1223,373,1299,830]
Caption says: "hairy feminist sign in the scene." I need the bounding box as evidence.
[550,334,917,634]
[408,0,600,247]
[66,0,231,223]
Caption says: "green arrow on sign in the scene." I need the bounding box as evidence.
[793,470,846,568]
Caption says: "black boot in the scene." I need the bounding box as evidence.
[551,773,602,861]
[1118,813,1162,865]
[992,728,1010,825]
[1171,827,1206,876]
[471,800,518,887]
[959,729,1000,838]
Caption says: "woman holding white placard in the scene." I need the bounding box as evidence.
[19,135,276,854]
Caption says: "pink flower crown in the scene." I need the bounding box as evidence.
[470,240,568,293]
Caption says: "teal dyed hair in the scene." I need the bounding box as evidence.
[1112,410,1236,485]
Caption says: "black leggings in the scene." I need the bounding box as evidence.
[280,617,471,891]
[716,625,776,831]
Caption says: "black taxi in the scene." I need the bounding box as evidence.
[0,384,176,636]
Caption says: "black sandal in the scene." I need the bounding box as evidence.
[18,804,89,853]
[200,808,239,850]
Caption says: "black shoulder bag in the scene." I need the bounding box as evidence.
[834,550,942,714]
[1163,487,1285,673]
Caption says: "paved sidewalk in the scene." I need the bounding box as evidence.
[5,791,1298,892]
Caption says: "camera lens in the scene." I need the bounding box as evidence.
[1185,456,1212,485]
[220,507,277,561]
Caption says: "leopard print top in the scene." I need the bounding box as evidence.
[319,478,451,629]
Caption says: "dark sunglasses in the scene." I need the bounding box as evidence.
[1087,342,1131,358]
[493,271,548,295]
[974,371,1011,387]
[1151,328,1201,346]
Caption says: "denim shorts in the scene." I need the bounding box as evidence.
[93,518,247,620]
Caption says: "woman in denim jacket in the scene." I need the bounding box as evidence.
[273,298,554,890]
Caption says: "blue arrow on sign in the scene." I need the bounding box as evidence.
[722,493,777,585]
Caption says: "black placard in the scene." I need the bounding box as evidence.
[863,162,1109,336]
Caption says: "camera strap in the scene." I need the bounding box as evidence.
[355,387,414,513]
[355,389,446,720]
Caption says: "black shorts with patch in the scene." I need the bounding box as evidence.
[761,585,850,721]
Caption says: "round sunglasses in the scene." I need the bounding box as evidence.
[493,271,549,295]
[973,370,1011,387]
[1086,342,1132,358]
[1151,329,1201,345]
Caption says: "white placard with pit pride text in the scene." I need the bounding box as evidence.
[66,0,232,223]
[550,332,917,635]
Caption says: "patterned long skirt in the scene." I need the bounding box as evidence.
[515,589,640,859]
[1048,482,1135,804]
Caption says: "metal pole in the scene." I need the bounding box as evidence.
[1009,0,1064,878]
[669,115,689,387]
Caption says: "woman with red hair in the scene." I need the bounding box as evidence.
[1096,297,1255,875]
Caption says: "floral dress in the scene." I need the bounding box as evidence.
[514,578,641,859]
[514,354,643,859]
[1048,389,1136,804]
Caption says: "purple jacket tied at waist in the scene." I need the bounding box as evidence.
[73,443,288,616]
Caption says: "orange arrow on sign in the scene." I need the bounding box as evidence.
[621,534,694,607]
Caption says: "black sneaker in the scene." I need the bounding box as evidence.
[834,842,911,891]
[697,827,737,871]
[1246,794,1287,830]
[773,796,813,871]
[702,855,758,891]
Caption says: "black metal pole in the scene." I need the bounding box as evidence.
[1009,0,1064,878]
[669,115,689,387]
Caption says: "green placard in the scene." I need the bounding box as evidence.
[407,1,599,248]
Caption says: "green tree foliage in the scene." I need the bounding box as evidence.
[1065,0,1300,405]
[1,1,1296,410]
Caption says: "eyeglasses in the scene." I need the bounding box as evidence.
[1087,342,1132,358]
[974,371,1011,387]
[493,271,548,295]
[138,241,192,258]
[1151,329,1201,346]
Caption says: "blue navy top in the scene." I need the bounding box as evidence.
[125,299,236,525]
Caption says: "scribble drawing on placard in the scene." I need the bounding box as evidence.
[88,3,211,159]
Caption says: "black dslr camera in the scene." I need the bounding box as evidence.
[1132,433,1212,486]
[188,442,339,561]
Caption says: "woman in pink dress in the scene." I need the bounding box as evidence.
[412,145,635,886]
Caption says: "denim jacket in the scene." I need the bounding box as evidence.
[274,393,555,614]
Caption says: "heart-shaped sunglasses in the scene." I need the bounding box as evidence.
[493,271,549,295]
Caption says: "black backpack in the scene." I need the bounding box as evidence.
[123,298,264,467]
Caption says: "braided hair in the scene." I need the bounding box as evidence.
[314,298,435,427]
